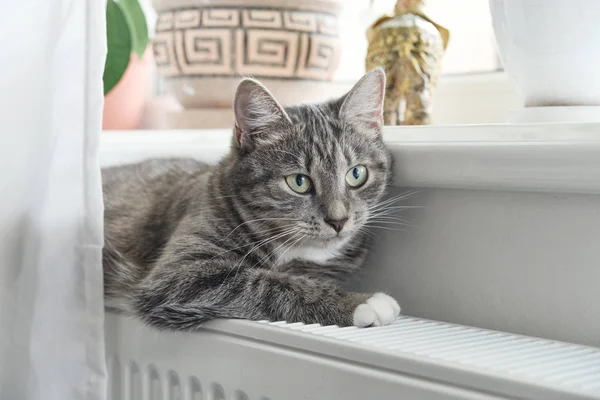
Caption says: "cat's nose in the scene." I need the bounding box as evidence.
[325,217,348,233]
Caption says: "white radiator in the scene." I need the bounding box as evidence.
[105,313,600,400]
[101,124,600,399]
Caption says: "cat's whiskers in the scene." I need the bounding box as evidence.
[232,227,300,266]
[263,233,307,278]
[358,191,422,233]
[222,227,303,286]
[367,190,420,213]
[360,208,416,222]
[224,217,300,239]
[215,231,297,292]
[252,229,307,270]
[369,206,424,217]
[356,226,381,240]
[362,224,408,232]
[205,225,299,263]
[227,224,290,241]
[369,194,411,210]
[368,220,415,228]
[368,215,415,225]
[366,213,416,228]
[367,222,414,231]
[368,210,412,219]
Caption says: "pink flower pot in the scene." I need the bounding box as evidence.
[102,46,152,130]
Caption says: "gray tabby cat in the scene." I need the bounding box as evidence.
[102,68,400,331]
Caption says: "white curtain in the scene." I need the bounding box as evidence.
[0,0,107,399]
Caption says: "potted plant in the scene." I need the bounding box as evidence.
[490,0,600,123]
[151,0,344,128]
[103,0,151,130]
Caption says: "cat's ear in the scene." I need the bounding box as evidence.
[233,78,292,151]
[339,68,385,133]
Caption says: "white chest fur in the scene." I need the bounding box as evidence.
[274,237,350,266]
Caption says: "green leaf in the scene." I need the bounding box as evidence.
[119,0,149,59]
[104,0,132,95]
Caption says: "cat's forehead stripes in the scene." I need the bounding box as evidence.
[285,102,368,169]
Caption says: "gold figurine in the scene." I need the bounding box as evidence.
[366,0,449,125]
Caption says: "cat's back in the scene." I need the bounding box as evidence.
[101,158,213,299]
[102,158,213,256]
[102,157,209,187]
[103,157,213,212]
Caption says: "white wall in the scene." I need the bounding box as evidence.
[352,187,600,347]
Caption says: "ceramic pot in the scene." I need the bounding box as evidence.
[490,0,600,109]
[151,0,343,109]
[103,47,152,130]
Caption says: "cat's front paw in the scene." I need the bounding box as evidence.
[353,293,400,327]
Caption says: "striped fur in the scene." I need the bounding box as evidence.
[102,69,395,331]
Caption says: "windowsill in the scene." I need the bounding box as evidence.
[102,121,600,195]
[429,71,521,124]
[316,72,520,125]
[319,71,520,125]
[383,122,600,194]
[145,72,519,129]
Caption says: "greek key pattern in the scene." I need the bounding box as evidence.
[152,7,340,80]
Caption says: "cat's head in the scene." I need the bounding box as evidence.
[229,68,391,247]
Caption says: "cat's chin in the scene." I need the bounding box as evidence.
[304,232,352,248]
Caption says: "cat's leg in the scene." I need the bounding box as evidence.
[132,262,400,331]
[275,258,361,285]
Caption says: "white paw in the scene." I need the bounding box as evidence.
[353,293,401,327]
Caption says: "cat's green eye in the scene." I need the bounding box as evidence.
[285,174,312,194]
[346,165,368,188]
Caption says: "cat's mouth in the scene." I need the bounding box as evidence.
[285,220,357,246]
[304,230,352,247]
